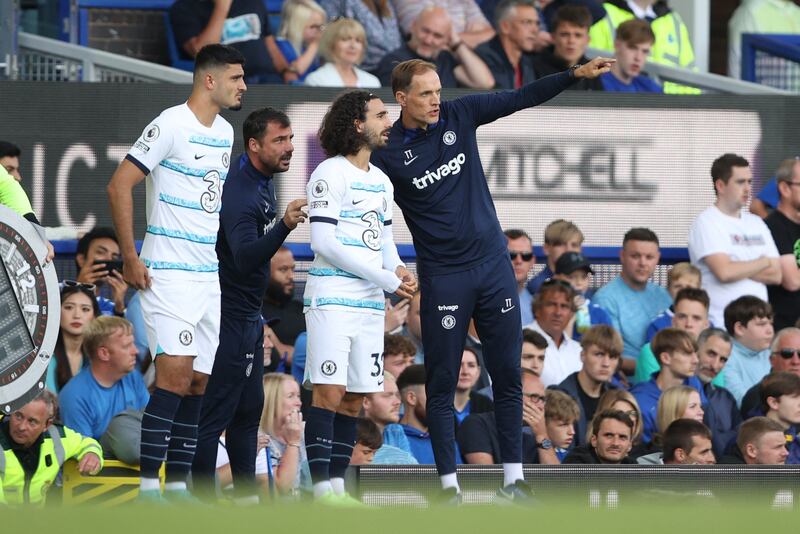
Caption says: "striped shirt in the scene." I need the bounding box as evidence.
[125,103,233,281]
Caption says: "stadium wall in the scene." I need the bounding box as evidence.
[3,83,798,251]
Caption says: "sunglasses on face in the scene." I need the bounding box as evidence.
[509,251,533,261]
[774,349,800,360]
[63,280,96,291]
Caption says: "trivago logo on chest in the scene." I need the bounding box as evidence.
[412,153,466,190]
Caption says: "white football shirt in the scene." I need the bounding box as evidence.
[304,156,394,315]
[126,103,233,281]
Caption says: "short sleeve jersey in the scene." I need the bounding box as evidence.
[126,103,233,281]
[303,156,394,315]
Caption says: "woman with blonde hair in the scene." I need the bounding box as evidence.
[304,18,380,87]
[276,0,327,83]
[656,385,704,441]
[319,0,403,71]
[257,373,306,496]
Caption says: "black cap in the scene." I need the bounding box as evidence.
[554,252,593,275]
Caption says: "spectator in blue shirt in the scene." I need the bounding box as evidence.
[722,296,775,406]
[397,364,462,464]
[553,251,612,341]
[593,227,672,374]
[599,18,662,93]
[645,262,702,343]
[758,371,800,464]
[362,371,414,457]
[630,328,707,445]
[275,0,327,83]
[505,228,536,326]
[59,316,149,465]
[634,287,711,385]
[527,219,584,296]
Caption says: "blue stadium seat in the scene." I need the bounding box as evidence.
[163,12,195,72]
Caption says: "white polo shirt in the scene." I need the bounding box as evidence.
[524,320,583,387]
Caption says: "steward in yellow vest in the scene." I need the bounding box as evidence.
[0,393,102,505]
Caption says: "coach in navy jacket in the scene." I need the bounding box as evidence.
[371,55,613,496]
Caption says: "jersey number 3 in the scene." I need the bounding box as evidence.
[201,170,221,213]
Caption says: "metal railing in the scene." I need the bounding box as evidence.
[15,31,192,83]
[587,46,789,95]
[741,34,800,93]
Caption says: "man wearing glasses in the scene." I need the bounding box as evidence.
[740,327,800,418]
[505,228,536,325]
[459,368,559,464]
[765,158,800,331]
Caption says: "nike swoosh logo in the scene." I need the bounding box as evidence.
[403,156,418,166]
[194,154,206,160]
[377,380,384,386]
[352,198,365,205]
[501,306,516,314]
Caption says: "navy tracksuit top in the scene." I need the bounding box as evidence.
[371,70,575,275]
[217,153,291,320]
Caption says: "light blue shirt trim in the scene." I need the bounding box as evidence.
[350,182,385,192]
[339,210,385,222]
[146,225,217,244]
[143,258,219,272]
[188,135,232,147]
[307,267,361,279]
[336,236,379,249]
[158,193,221,213]
[159,159,228,180]
[304,297,384,310]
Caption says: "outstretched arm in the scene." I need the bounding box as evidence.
[457,57,615,126]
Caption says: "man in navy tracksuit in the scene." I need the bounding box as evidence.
[192,108,306,501]
[371,56,613,501]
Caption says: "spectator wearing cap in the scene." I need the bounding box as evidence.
[553,251,612,342]
[524,279,582,387]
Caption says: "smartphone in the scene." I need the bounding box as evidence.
[94,259,124,274]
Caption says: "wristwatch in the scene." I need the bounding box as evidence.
[568,64,581,78]
[536,439,553,450]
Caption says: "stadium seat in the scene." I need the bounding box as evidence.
[62,459,165,506]
[163,12,195,72]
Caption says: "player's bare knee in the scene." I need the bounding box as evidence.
[312,384,346,411]
[153,354,194,395]
[187,372,209,395]
[339,393,365,417]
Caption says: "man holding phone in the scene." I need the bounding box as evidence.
[74,226,129,316]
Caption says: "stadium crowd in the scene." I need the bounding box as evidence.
[3,144,800,504]
[167,0,698,93]
[2,0,800,507]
